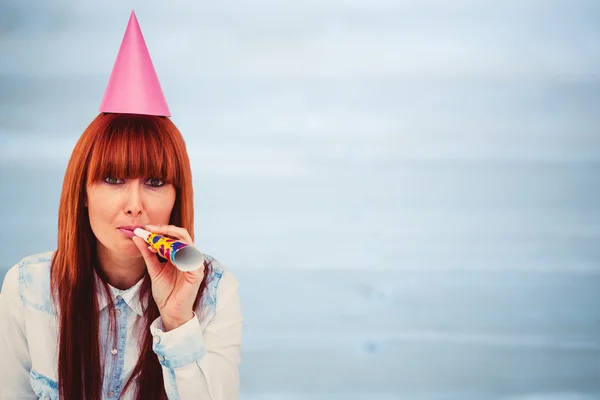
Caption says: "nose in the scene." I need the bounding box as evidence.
[124,181,143,216]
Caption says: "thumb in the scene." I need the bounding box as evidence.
[132,236,163,279]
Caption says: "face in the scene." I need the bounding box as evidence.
[86,176,176,258]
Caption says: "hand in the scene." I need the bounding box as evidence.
[132,224,205,331]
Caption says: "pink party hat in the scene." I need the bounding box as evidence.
[99,10,171,117]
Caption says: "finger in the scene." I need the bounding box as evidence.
[145,224,194,246]
[132,236,163,279]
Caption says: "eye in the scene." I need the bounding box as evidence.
[104,176,124,185]
[145,178,165,187]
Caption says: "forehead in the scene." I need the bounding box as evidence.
[85,121,181,185]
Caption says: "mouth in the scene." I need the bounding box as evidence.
[118,225,145,239]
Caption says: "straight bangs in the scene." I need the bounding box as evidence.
[86,115,181,187]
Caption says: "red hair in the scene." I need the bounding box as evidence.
[50,113,208,400]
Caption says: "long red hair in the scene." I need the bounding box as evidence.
[50,113,208,400]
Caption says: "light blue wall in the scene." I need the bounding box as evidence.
[1,1,599,398]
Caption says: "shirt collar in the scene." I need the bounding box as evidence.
[95,271,146,317]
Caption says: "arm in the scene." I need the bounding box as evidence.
[150,270,243,400]
[0,265,36,399]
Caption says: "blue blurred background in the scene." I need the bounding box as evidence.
[1,1,600,399]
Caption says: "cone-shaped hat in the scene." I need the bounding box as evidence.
[99,11,171,116]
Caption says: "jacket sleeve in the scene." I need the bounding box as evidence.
[150,270,243,400]
[0,264,37,400]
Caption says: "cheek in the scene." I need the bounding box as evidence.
[87,191,117,226]
[87,203,105,230]
[146,191,176,223]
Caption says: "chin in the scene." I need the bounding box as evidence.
[120,240,143,258]
[125,248,142,258]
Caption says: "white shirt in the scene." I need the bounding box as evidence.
[0,251,243,400]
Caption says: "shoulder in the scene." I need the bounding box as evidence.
[200,254,240,314]
[6,251,56,315]
[16,251,55,269]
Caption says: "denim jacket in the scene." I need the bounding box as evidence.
[0,251,242,399]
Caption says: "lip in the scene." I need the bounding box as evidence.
[118,225,145,239]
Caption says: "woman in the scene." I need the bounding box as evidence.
[0,111,242,400]
[0,11,242,400]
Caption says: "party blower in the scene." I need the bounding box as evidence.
[133,228,204,272]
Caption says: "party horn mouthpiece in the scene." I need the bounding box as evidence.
[133,228,204,272]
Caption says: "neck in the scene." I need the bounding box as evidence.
[96,244,147,290]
